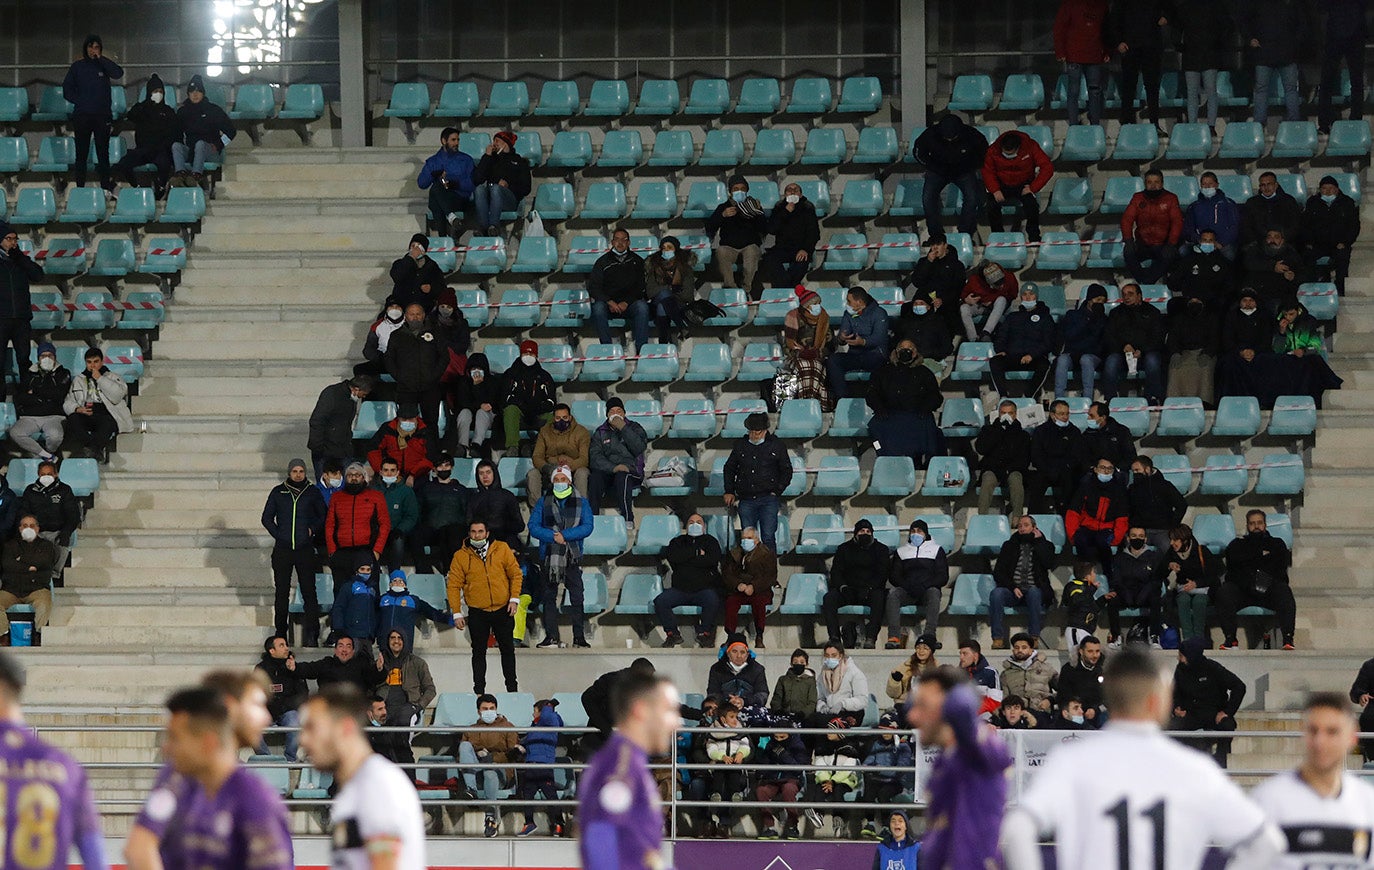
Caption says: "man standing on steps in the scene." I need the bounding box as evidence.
[324,462,390,595]
[0,222,42,404]
[19,459,79,586]
[62,34,122,194]
[261,458,326,646]
[386,304,447,432]
[307,374,375,476]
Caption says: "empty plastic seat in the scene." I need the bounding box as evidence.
[1218,122,1265,159]
[786,78,833,114]
[1156,397,1206,437]
[1297,282,1339,321]
[920,456,971,497]
[584,515,628,556]
[1277,174,1310,201]
[624,399,663,439]
[776,399,823,439]
[947,573,995,616]
[485,81,530,117]
[1018,124,1054,155]
[1199,456,1248,497]
[1254,454,1305,496]
[0,137,27,174]
[835,180,884,217]
[934,398,981,440]
[888,179,925,218]
[459,237,505,274]
[999,74,1045,111]
[483,289,537,329]
[508,236,557,274]
[278,84,324,120]
[826,397,870,439]
[228,83,275,120]
[699,129,745,166]
[628,181,676,220]
[32,86,73,122]
[800,128,847,165]
[585,80,630,116]
[645,130,693,169]
[736,78,781,114]
[1271,121,1319,158]
[632,343,679,383]
[0,88,28,123]
[984,232,1029,269]
[38,237,86,276]
[964,514,1011,556]
[382,83,430,118]
[1164,123,1212,160]
[534,80,580,116]
[531,182,575,221]
[814,456,862,497]
[683,182,726,219]
[836,76,882,113]
[870,232,919,271]
[775,573,825,615]
[820,232,869,272]
[427,83,477,119]
[588,132,639,170]
[1059,125,1107,162]
[948,75,994,111]
[685,344,732,382]
[634,80,681,116]
[1326,119,1371,157]
[739,342,782,380]
[578,343,623,382]
[1113,124,1159,160]
[33,137,75,173]
[563,237,606,274]
[1213,174,1252,203]
[546,131,592,168]
[853,126,899,164]
[160,187,205,224]
[1159,175,1198,205]
[614,574,662,615]
[1268,396,1317,436]
[798,180,832,215]
[58,188,105,224]
[27,291,64,330]
[1190,513,1236,552]
[685,79,730,115]
[948,341,993,382]
[108,187,157,225]
[70,290,117,329]
[668,399,717,440]
[632,515,681,555]
[1101,177,1144,214]
[88,239,135,277]
[455,289,490,328]
[867,456,916,496]
[1035,231,1084,272]
[1329,171,1362,199]
[700,288,743,327]
[581,182,627,220]
[1086,230,1126,269]
[743,128,792,166]
[1211,396,1262,437]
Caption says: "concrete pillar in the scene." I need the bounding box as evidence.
[899,0,928,141]
[338,0,367,147]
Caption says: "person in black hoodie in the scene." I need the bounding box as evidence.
[1109,0,1170,126]
[1217,510,1296,650]
[389,234,446,313]
[1171,637,1246,766]
[1053,283,1108,398]
[0,223,42,403]
[1298,176,1360,295]
[1127,456,1187,552]
[865,340,943,466]
[1030,400,1083,513]
[261,458,327,644]
[893,292,953,366]
[1318,0,1368,131]
[255,636,309,760]
[1215,289,1277,401]
[172,75,236,188]
[452,352,501,459]
[901,234,967,336]
[587,228,649,351]
[62,34,123,191]
[501,339,556,453]
[467,460,524,553]
[975,399,1032,519]
[913,114,987,237]
[990,284,1057,398]
[472,130,532,237]
[705,175,768,292]
[1076,402,1136,476]
[1242,172,1303,247]
[1165,293,1219,404]
[763,181,820,288]
[822,519,892,648]
[113,72,178,193]
[656,515,724,649]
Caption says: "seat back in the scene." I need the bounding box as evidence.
[585,80,630,116]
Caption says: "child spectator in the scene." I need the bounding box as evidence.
[1061,561,1103,654]
[769,649,818,724]
[754,730,808,840]
[805,721,862,837]
[513,699,564,837]
[859,712,916,840]
[701,705,752,837]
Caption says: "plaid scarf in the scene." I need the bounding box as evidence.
[542,491,584,579]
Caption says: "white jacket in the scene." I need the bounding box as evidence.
[816,657,870,714]
[64,368,134,433]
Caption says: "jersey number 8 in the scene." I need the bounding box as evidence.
[0,781,59,870]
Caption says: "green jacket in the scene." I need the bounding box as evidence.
[769,668,819,721]
[1275,312,1325,357]
[375,479,419,534]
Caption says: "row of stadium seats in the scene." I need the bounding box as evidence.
[0,186,205,227]
[2,82,325,125]
[21,239,186,282]
[0,344,146,385]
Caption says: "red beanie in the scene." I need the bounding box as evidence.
[794,285,818,304]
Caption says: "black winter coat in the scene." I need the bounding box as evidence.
[723,434,793,499]
[1108,0,1171,51]
[995,301,1057,359]
[1242,192,1302,247]
[389,255,446,312]
[1167,251,1234,310]
[62,54,122,117]
[767,199,821,255]
[124,98,181,150]
[1350,657,1374,705]
[993,533,1057,598]
[1221,304,1276,354]
[261,480,327,550]
[1058,300,1108,357]
[706,657,770,708]
[662,533,723,595]
[1299,192,1360,250]
[473,151,532,200]
[467,463,524,551]
[16,367,72,418]
[1223,531,1291,594]
[1104,303,1165,354]
[1173,656,1246,717]
[830,538,892,595]
[176,98,236,147]
[1058,658,1106,712]
[0,249,43,321]
[1323,0,1369,39]
[914,119,988,177]
[1,537,56,598]
[1111,545,1165,597]
[452,353,503,414]
[1077,418,1137,473]
[20,481,80,544]
[866,361,942,415]
[257,653,309,720]
[1173,3,1233,71]
[1128,471,1187,530]
[903,252,968,324]
[1243,0,1310,67]
[1031,420,1083,476]
[1166,302,1220,355]
[975,419,1032,476]
[588,251,647,305]
[893,305,954,361]
[892,542,949,592]
[308,381,359,460]
[293,654,382,695]
[385,325,447,392]
[705,201,768,249]
[502,361,556,417]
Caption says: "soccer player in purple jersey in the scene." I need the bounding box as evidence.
[577,671,680,870]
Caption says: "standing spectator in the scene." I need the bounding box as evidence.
[1122,170,1183,284]
[721,526,778,647]
[1054,0,1111,124]
[1244,0,1308,124]
[1162,523,1219,643]
[1053,283,1108,398]
[858,713,916,839]
[1217,511,1296,650]
[1065,457,1130,575]
[769,649,818,723]
[990,516,1057,649]
[308,375,374,475]
[262,458,326,646]
[587,228,649,352]
[447,520,523,692]
[912,114,987,237]
[172,76,235,188]
[1109,0,1170,127]
[373,458,418,572]
[814,643,870,724]
[451,352,499,460]
[324,462,390,593]
[1349,657,1374,763]
[375,629,436,733]
[1298,175,1360,296]
[893,289,953,369]
[527,466,594,649]
[513,699,565,837]
[328,564,379,650]
[960,261,1017,342]
[821,519,891,650]
[1128,456,1187,552]
[753,729,808,840]
[113,73,178,194]
[1170,638,1246,766]
[1077,402,1137,474]
[64,347,132,464]
[467,460,524,553]
[62,34,122,192]
[655,513,723,649]
[722,413,793,553]
[526,404,590,509]
[826,287,889,400]
[1060,561,1103,652]
[1168,230,1235,315]
[644,236,697,344]
[376,572,452,651]
[1243,228,1304,312]
[885,634,941,699]
[0,224,41,403]
[417,127,475,237]
[428,287,473,405]
[901,234,967,337]
[587,397,647,526]
[290,635,381,695]
[389,234,445,313]
[10,343,71,461]
[884,520,949,649]
[989,284,1056,398]
[471,131,531,237]
[705,175,767,292]
[1000,633,1059,713]
[781,286,833,410]
[1215,290,1278,401]
[356,298,404,381]
[0,515,56,643]
[975,399,1032,519]
[1101,282,1167,404]
[1175,4,1231,129]
[501,339,556,455]
[1317,0,1367,131]
[1030,400,1083,514]
[366,404,436,483]
[413,454,467,575]
[385,304,447,430]
[255,636,307,761]
[1106,526,1165,644]
[763,182,820,287]
[1242,172,1303,247]
[982,130,1054,243]
[19,461,78,586]
[867,340,944,466]
[706,634,770,710]
[1183,173,1242,254]
[1058,636,1106,725]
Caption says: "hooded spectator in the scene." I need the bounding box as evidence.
[893,288,953,368]
[1298,175,1360,295]
[705,175,768,291]
[417,127,475,236]
[982,130,1054,242]
[1215,290,1278,402]
[901,233,966,335]
[450,351,500,460]
[513,699,566,837]
[62,34,122,191]
[1272,300,1342,408]
[990,284,1056,397]
[1127,456,1187,551]
[471,130,532,236]
[467,459,524,553]
[114,72,179,192]
[913,114,987,236]
[501,339,556,453]
[413,453,468,574]
[764,182,820,287]
[390,233,446,312]
[377,629,437,728]
[330,563,379,647]
[1170,637,1245,766]
[1053,283,1108,398]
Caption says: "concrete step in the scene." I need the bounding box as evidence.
[193,231,420,254]
[60,602,269,627]
[118,434,310,459]
[167,304,378,325]
[200,213,421,236]
[82,507,265,530]
[91,487,287,512]
[150,320,369,344]
[175,283,390,306]
[137,373,341,400]
[148,338,362,362]
[74,529,273,550]
[71,545,270,568]
[218,180,418,199]
[224,163,420,183]
[65,565,271,589]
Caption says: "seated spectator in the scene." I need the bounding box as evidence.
[373,458,419,572]
[858,712,915,839]
[721,526,778,646]
[367,697,413,766]
[588,228,649,352]
[1058,636,1106,726]
[389,234,445,312]
[1056,698,1093,730]
[960,260,1017,342]
[10,343,70,461]
[769,649,818,723]
[1272,300,1343,408]
[448,520,524,691]
[0,227,40,406]
[1350,658,1374,763]
[707,633,770,710]
[418,127,475,237]
[875,812,920,869]
[1244,0,1305,125]
[989,694,1040,730]
[366,403,436,483]
[884,520,949,649]
[528,468,593,650]
[806,724,862,836]
[1100,282,1166,404]
[912,114,987,237]
[329,563,379,650]
[386,304,447,430]
[655,513,723,649]
[1182,172,1241,255]
[376,628,434,727]
[501,339,556,454]
[324,462,389,592]
[458,693,519,838]
[450,352,499,460]
[526,403,590,509]
[1128,456,1187,552]
[255,636,307,761]
[291,635,382,695]
[721,413,793,553]
[1121,169,1182,284]
[990,516,1056,649]
[644,236,698,344]
[1241,171,1302,249]
[982,130,1054,243]
[1170,638,1245,767]
[1059,562,1103,653]
[19,461,78,586]
[1216,510,1296,650]
[356,297,405,381]
[826,287,890,401]
[780,286,834,410]
[308,375,375,475]
[1299,175,1360,296]
[1242,229,1303,311]
[893,288,953,371]
[705,175,767,291]
[822,519,891,649]
[1169,230,1236,318]
[1106,526,1165,645]
[64,346,132,464]
[414,454,466,574]
[958,638,1000,696]
[695,704,752,837]
[472,130,531,237]
[901,233,966,337]
[1165,290,1220,404]
[764,182,820,287]
[1065,457,1129,575]
[975,399,1032,519]
[754,728,808,840]
[865,339,943,466]
[171,76,235,189]
[814,642,870,726]
[885,634,940,701]
[113,73,177,194]
[587,397,647,526]
[468,460,525,555]
[1053,283,1108,399]
[513,698,564,837]
[1000,632,1058,713]
[1161,523,1219,643]
[0,515,56,644]
[1215,289,1277,401]
[1030,400,1083,513]
[376,570,453,651]
[989,284,1056,398]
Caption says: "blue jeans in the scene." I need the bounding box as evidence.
[474,182,519,229]
[988,586,1043,642]
[826,347,887,400]
[921,169,981,237]
[653,587,721,635]
[1185,69,1219,125]
[1254,63,1301,124]
[590,299,650,352]
[737,494,781,552]
[459,740,509,811]
[1101,350,1166,403]
[172,140,216,173]
[1054,353,1101,397]
[257,709,300,761]
[1065,62,1105,125]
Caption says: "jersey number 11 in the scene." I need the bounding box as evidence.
[1105,796,1166,870]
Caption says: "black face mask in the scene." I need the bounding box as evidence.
[1128,538,1146,550]
[855,533,873,547]
[789,664,806,676]
[343,481,365,495]
[896,349,915,365]
[436,469,452,481]
[1143,188,1165,198]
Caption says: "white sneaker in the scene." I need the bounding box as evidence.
[1108,637,1123,650]
[804,808,823,828]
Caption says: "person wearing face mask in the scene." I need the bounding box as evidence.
[371,458,419,573]
[901,233,967,336]
[426,287,473,426]
[355,296,406,382]
[447,520,524,693]
[376,570,453,651]
[389,233,446,313]
[1216,510,1297,651]
[500,339,556,454]
[1121,169,1183,284]
[821,519,892,649]
[982,131,1054,243]
[261,458,327,645]
[894,286,953,370]
[449,352,500,460]
[1064,457,1130,580]
[170,74,235,190]
[62,34,123,193]
[769,650,818,723]
[384,302,447,430]
[1215,289,1278,402]
[763,182,820,287]
[827,286,890,401]
[706,634,771,710]
[1164,291,1220,404]
[324,462,390,592]
[960,260,1018,342]
[467,460,525,553]
[63,346,132,464]
[528,466,595,649]
[1029,400,1083,514]
[722,412,793,552]
[0,515,56,644]
[471,130,532,237]
[1106,526,1165,645]
[0,221,43,405]
[885,523,949,650]
[1100,282,1167,404]
[1243,228,1304,312]
[113,72,179,195]
[414,454,468,574]
[1182,172,1240,255]
[1298,176,1360,296]
[1167,229,1235,314]
[813,642,870,723]
[1075,402,1136,476]
[418,127,476,237]
[308,375,375,476]
[1241,171,1302,248]
[989,285,1057,398]
[644,235,698,344]
[313,459,345,510]
[779,286,834,409]
[10,342,71,461]
[527,403,591,509]
[329,563,380,651]
[705,175,767,291]
[366,403,436,484]
[1272,300,1343,407]
[1127,456,1187,554]
[990,515,1057,649]
[587,228,650,352]
[975,400,1033,519]
[18,461,79,587]
[720,526,778,647]
[1052,283,1107,399]
[913,113,988,237]
[588,396,648,527]
[653,512,724,649]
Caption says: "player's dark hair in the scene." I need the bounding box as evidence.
[309,683,371,728]
[611,672,671,725]
[915,665,968,693]
[1304,691,1351,714]
[166,687,230,735]
[959,638,981,654]
[263,634,287,654]
[201,669,269,700]
[0,650,26,697]
[1103,644,1163,713]
[629,657,655,676]
[477,693,498,708]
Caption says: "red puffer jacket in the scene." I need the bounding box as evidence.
[1054,0,1111,64]
[1121,190,1183,247]
[366,419,436,478]
[982,132,1055,195]
[325,487,391,554]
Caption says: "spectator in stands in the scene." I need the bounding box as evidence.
[376,628,435,726]
[1162,523,1219,642]
[1030,400,1084,514]
[721,526,778,647]
[376,571,452,650]
[1108,0,1169,127]
[0,475,17,540]
[501,339,556,455]
[655,513,723,649]
[366,403,436,484]
[1242,171,1303,247]
[448,519,523,691]
[700,704,753,836]
[255,636,307,760]
[414,454,467,574]
[1273,299,1343,406]
[815,642,870,724]
[1243,228,1303,311]
[373,458,418,571]
[427,287,471,432]
[0,515,55,644]
[308,375,374,475]
[764,182,821,288]
[114,72,178,194]
[54,352,114,465]
[822,519,891,649]
[1077,402,1136,475]
[386,304,447,430]
[1061,561,1103,653]
[472,131,531,237]
[19,461,77,587]
[1101,282,1167,404]
[722,412,793,553]
[894,288,953,371]
[172,75,235,189]
[1053,283,1108,399]
[885,634,940,698]
[1065,457,1130,576]
[913,114,987,237]
[982,130,1053,243]
[588,228,649,352]
[1217,510,1296,650]
[991,516,1056,649]
[330,563,378,649]
[1215,289,1277,401]
[1054,0,1111,125]
[1244,0,1307,124]
[989,284,1056,398]
[1171,638,1245,766]
[450,352,498,460]
[1058,636,1106,726]
[645,236,697,345]
[389,234,445,313]
[1299,175,1360,296]
[324,461,389,592]
[826,287,889,401]
[513,698,564,837]
[1001,633,1058,713]
[858,712,915,839]
[866,339,943,465]
[780,286,834,410]
[528,466,593,649]
[366,697,412,766]
[262,458,326,645]
[418,127,475,237]
[707,634,770,709]
[754,728,807,839]
[1183,174,1241,257]
[901,234,966,337]
[1122,170,1183,285]
[1318,0,1367,131]
[1175,4,1230,129]
[957,637,1000,693]
[316,461,344,513]
[960,260,1017,342]
[526,403,590,509]
[770,649,818,722]
[885,521,948,649]
[468,460,524,554]
[706,175,767,292]
[290,635,381,694]
[10,343,71,461]
[976,399,1032,519]
[356,298,403,382]
[1168,230,1235,315]
[457,693,518,838]
[587,397,647,526]
[1350,658,1374,763]
[1106,526,1165,645]
[1128,457,1187,552]
[0,225,41,404]
[989,694,1039,729]
[62,34,122,192]
[808,724,862,837]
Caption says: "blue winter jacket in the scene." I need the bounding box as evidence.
[528,493,594,560]
[62,55,123,117]
[1183,192,1241,250]
[873,837,921,870]
[836,304,891,356]
[520,704,564,765]
[862,736,916,792]
[331,577,378,641]
[417,148,476,198]
[375,588,451,650]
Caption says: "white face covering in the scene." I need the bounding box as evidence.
[785,194,800,204]
[150,92,164,104]
[520,354,537,367]
[18,528,36,543]
[37,475,54,488]
[38,357,55,372]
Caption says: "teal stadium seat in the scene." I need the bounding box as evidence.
[683,182,726,219]
[534,80,580,116]
[1037,231,1084,271]
[669,399,716,440]
[755,287,796,327]
[1156,397,1206,437]
[228,84,275,120]
[889,179,925,218]
[624,399,663,439]
[1086,230,1126,268]
[58,188,106,224]
[686,79,730,115]
[800,128,847,165]
[786,78,833,114]
[700,129,745,166]
[921,456,971,497]
[545,289,589,327]
[776,399,823,439]
[584,515,628,556]
[425,235,456,273]
[120,290,165,329]
[874,232,921,271]
[1199,456,1248,497]
[546,131,592,168]
[737,78,781,115]
[1254,454,1304,496]
[1113,124,1159,160]
[1297,282,1339,321]
[867,456,916,496]
[813,457,862,497]
[634,80,681,117]
[140,236,187,275]
[483,343,520,374]
[511,236,558,274]
[434,693,479,727]
[1268,396,1316,436]
[597,130,643,168]
[1030,513,1067,552]
[948,574,995,616]
[854,127,899,164]
[820,233,868,272]
[1265,513,1294,547]
[836,77,883,113]
[779,574,826,615]
[39,237,85,276]
[290,574,335,615]
[1164,123,1212,161]
[912,515,957,553]
[836,180,884,217]
[1018,125,1054,155]
[247,756,290,796]
[569,400,604,427]
[1218,122,1266,159]
[581,182,627,220]
[796,515,845,555]
[28,291,63,330]
[278,84,324,120]
[629,182,677,220]
[1214,71,1250,107]
[1152,453,1192,495]
[585,80,630,117]
[1329,172,1361,199]
[1163,175,1199,203]
[707,288,747,326]
[1277,174,1309,201]
[984,232,1028,269]
[963,514,1011,556]
[497,457,533,495]
[70,290,117,329]
[532,182,575,221]
[750,129,796,166]
[490,289,540,328]
[948,341,992,383]
[60,458,99,496]
[563,236,607,274]
[32,86,73,122]
[1192,513,1237,552]
[160,188,205,224]
[0,88,28,123]
[456,289,489,328]
[0,137,27,173]
[1101,177,1143,214]
[383,83,430,118]
[485,81,530,117]
[1216,174,1253,202]
[459,237,505,274]
[939,398,983,438]
[685,344,732,382]
[738,342,781,380]
[1059,125,1107,162]
[1000,74,1045,111]
[1212,396,1262,437]
[632,342,678,383]
[88,239,135,278]
[799,180,832,215]
[96,136,127,169]
[721,399,767,439]
[108,187,156,224]
[903,127,927,163]
[1271,122,1318,159]
[434,82,479,118]
[540,345,575,382]
[352,401,396,439]
[1326,120,1371,157]
[948,75,994,112]
[565,572,608,614]
[33,137,75,173]
[648,130,694,168]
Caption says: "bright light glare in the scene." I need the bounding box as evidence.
[207,0,325,76]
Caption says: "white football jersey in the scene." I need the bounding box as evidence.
[329,754,427,870]
[1252,770,1374,870]
[1018,721,1271,870]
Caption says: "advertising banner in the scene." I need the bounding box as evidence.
[674,841,879,870]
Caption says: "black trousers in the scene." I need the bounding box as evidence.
[822,583,886,645]
[989,354,1051,398]
[66,406,118,449]
[467,607,518,693]
[395,384,444,431]
[72,112,112,187]
[1319,36,1366,127]
[114,143,173,188]
[1028,466,1077,514]
[1105,582,1162,637]
[272,544,319,638]
[1360,703,1374,762]
[986,186,1041,240]
[1119,51,1162,125]
[413,522,464,574]
[1213,582,1297,643]
[1170,712,1236,766]
[329,546,376,599]
[0,318,32,401]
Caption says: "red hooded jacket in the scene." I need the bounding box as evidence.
[1121,190,1183,247]
[1054,0,1111,64]
[366,419,436,478]
[982,132,1055,195]
[325,487,391,554]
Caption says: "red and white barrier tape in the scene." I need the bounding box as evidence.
[540,352,676,364]
[31,301,161,312]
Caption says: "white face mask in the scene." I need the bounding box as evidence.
[729,660,747,673]
[999,413,1014,424]
[687,522,704,537]
[1240,307,1257,316]
[150,92,164,104]
[18,528,36,543]
[785,194,800,204]
[386,308,403,322]
[37,357,55,372]
[1200,186,1217,198]
[479,709,498,724]
[37,475,54,488]
[390,584,405,594]
[520,354,537,366]
[381,475,398,485]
